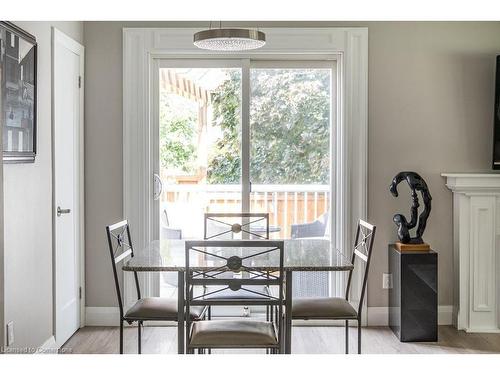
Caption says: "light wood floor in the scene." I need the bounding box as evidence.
[62,325,500,354]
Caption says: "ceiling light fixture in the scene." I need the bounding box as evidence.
[193,23,266,51]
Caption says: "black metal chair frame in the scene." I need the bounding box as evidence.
[106,220,207,354]
[204,212,270,240]
[105,220,141,354]
[203,212,275,324]
[291,219,376,354]
[185,240,285,353]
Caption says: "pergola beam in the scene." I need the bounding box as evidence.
[160,69,211,105]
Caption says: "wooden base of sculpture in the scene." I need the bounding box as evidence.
[394,241,431,252]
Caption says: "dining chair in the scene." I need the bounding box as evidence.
[105,219,206,354]
[291,219,376,354]
[203,212,274,320]
[185,240,284,353]
[204,212,270,240]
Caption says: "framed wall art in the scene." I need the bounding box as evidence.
[0,21,37,163]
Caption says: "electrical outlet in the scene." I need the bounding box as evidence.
[6,321,14,346]
[382,273,393,289]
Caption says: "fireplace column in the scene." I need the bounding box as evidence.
[443,173,500,333]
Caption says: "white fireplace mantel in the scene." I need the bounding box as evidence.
[442,173,500,332]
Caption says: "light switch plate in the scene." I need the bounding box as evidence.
[6,321,14,346]
[383,273,393,289]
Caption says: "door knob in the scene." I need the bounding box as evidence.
[57,206,71,217]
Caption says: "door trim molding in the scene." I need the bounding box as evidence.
[123,27,368,315]
[51,28,85,345]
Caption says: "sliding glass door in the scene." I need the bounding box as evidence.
[249,61,333,241]
[157,61,243,242]
[249,61,334,298]
[154,58,336,302]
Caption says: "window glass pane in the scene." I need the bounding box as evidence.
[250,67,333,299]
[250,68,332,239]
[159,67,242,240]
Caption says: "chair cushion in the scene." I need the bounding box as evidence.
[292,297,358,319]
[189,320,278,348]
[124,297,204,321]
[203,286,269,300]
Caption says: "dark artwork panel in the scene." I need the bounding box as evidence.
[494,56,500,169]
[0,22,37,163]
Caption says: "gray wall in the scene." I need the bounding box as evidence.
[3,21,83,349]
[83,21,500,309]
[367,22,498,307]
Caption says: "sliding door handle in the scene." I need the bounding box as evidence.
[153,173,163,201]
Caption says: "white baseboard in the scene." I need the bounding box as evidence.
[85,307,120,326]
[367,305,453,326]
[86,305,454,327]
[36,336,59,354]
[367,307,390,326]
[438,305,453,325]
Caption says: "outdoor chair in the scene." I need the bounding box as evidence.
[290,212,330,298]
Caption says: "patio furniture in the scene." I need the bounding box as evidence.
[123,237,353,354]
[291,219,376,354]
[185,240,285,353]
[290,212,330,298]
[105,219,206,354]
[161,203,182,239]
[291,211,329,239]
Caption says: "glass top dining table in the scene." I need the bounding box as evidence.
[122,238,353,354]
[123,238,353,272]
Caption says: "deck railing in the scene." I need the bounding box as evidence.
[162,184,329,238]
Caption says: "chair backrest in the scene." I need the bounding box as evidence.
[204,213,270,240]
[105,220,141,318]
[291,211,329,239]
[345,219,376,316]
[185,239,284,336]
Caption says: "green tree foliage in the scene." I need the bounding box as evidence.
[206,70,242,184]
[207,69,330,184]
[159,92,197,173]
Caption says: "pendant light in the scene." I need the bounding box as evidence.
[193,22,265,51]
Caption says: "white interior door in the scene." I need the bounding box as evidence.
[53,28,84,346]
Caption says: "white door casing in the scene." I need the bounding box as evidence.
[52,28,85,346]
[123,28,368,322]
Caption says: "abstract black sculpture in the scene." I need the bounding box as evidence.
[389,172,432,244]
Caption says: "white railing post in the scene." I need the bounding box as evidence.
[253,191,258,211]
